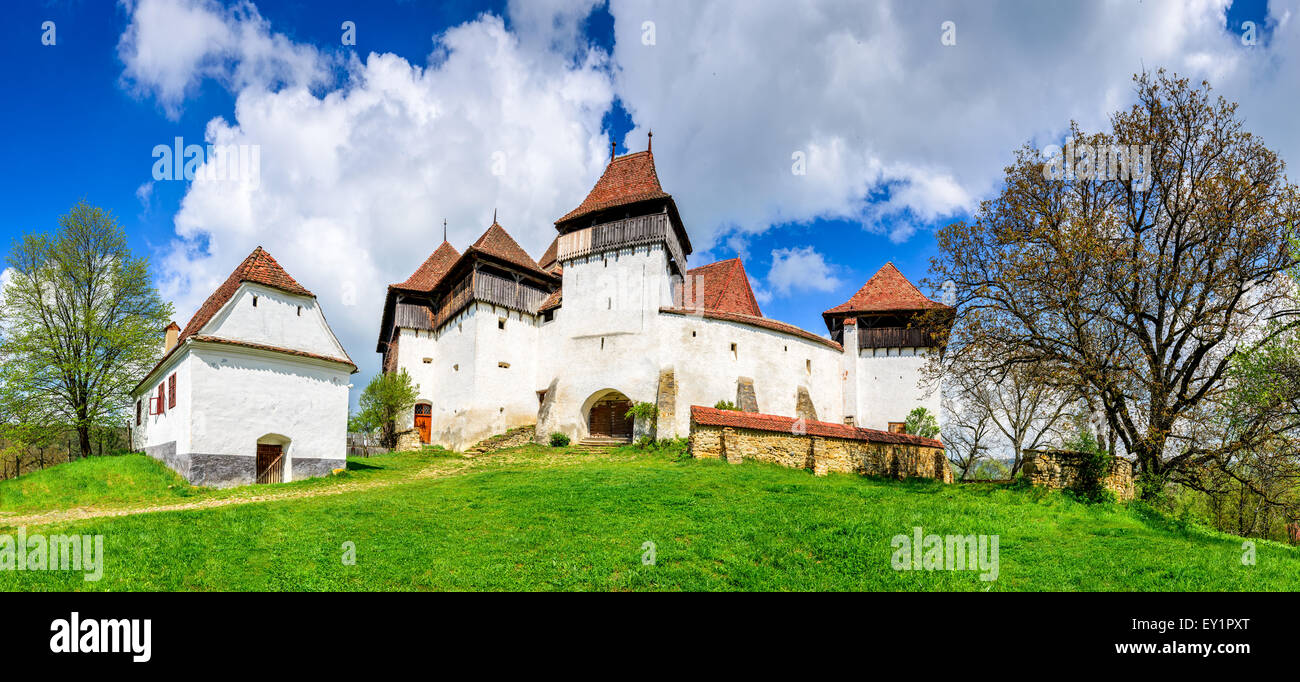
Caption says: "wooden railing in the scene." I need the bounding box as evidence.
[474,270,550,314]
[858,326,935,349]
[431,274,475,330]
[557,213,684,270]
[428,270,552,330]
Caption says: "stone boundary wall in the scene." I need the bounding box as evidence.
[1021,449,1135,501]
[689,407,951,483]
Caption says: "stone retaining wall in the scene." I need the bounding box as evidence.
[1021,449,1135,501]
[690,422,952,483]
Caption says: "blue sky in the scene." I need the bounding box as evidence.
[0,0,1283,409]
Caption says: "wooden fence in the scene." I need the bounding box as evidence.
[346,432,385,457]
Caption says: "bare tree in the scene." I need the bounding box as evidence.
[926,71,1300,498]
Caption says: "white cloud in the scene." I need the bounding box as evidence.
[606,0,1300,249]
[120,0,1300,403]
[121,1,615,397]
[767,246,843,298]
[118,0,331,119]
[135,181,154,212]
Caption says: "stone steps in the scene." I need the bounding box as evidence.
[573,436,631,452]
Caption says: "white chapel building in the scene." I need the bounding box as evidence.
[378,141,949,451]
[132,247,356,487]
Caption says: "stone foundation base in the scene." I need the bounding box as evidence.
[140,446,343,488]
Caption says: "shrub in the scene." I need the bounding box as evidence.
[635,435,655,449]
[625,402,658,437]
[714,400,739,411]
[1065,428,1115,503]
[549,432,570,447]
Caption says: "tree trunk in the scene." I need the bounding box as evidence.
[77,425,92,460]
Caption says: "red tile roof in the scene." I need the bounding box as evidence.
[538,290,562,312]
[556,151,672,225]
[466,222,552,278]
[690,406,943,448]
[659,307,841,351]
[537,237,559,271]
[393,241,460,292]
[685,258,763,317]
[824,262,947,315]
[179,247,312,343]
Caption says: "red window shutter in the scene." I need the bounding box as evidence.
[169,374,177,408]
[136,400,142,426]
[158,383,165,415]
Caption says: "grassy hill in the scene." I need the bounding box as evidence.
[1,444,1296,591]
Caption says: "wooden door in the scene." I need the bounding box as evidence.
[609,400,632,439]
[256,444,283,484]
[588,398,632,439]
[588,403,612,436]
[414,404,432,444]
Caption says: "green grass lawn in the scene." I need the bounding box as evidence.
[1,444,1297,591]
[0,447,452,514]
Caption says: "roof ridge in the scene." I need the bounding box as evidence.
[178,247,313,343]
[393,240,461,292]
[468,221,551,277]
[823,262,944,317]
[555,146,671,225]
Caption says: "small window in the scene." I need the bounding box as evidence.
[805,359,811,374]
[498,361,510,369]
[422,357,432,364]
[498,318,506,330]
[844,416,855,426]
[691,330,696,338]
[607,297,612,310]
[453,364,459,372]
[888,422,906,434]
[252,295,258,307]
[157,383,165,415]
[297,306,302,316]
[168,374,177,408]
[600,337,605,350]
[730,342,737,359]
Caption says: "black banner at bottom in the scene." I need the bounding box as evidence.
[1,591,1291,672]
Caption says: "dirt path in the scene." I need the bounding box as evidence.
[0,448,570,529]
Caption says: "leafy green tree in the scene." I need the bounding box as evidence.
[713,400,739,411]
[903,406,940,439]
[356,369,421,450]
[0,201,173,460]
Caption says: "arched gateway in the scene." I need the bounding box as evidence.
[584,390,633,441]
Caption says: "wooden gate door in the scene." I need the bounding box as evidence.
[609,400,632,439]
[414,404,432,443]
[588,403,612,437]
[588,398,632,440]
[256,444,283,484]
